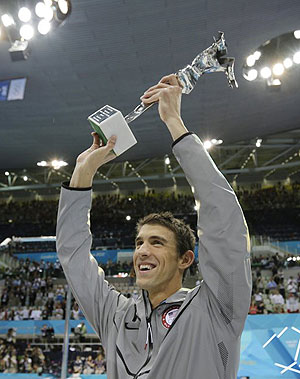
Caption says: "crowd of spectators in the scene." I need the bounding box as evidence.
[0,333,106,376]
[0,182,299,247]
[0,258,141,322]
[249,252,300,314]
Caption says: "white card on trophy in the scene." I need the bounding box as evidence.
[88,105,137,156]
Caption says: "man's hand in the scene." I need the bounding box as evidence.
[70,133,116,188]
[140,74,189,141]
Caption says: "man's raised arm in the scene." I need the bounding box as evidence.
[142,74,252,336]
[56,133,128,346]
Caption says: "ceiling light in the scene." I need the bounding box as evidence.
[19,24,34,40]
[293,51,300,64]
[246,55,256,67]
[246,69,258,81]
[272,63,284,76]
[211,139,223,145]
[58,0,69,14]
[294,30,300,39]
[283,57,293,69]
[253,51,261,60]
[37,160,47,167]
[18,7,32,23]
[203,140,212,150]
[260,67,271,79]
[1,14,14,27]
[44,6,54,21]
[38,20,51,35]
[256,139,262,148]
[51,160,68,169]
[35,2,47,18]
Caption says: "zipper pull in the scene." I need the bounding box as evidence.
[144,322,152,350]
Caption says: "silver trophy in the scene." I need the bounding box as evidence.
[125,31,237,124]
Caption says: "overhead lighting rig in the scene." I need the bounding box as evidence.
[243,30,300,88]
[0,0,72,61]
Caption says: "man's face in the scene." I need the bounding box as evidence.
[133,223,181,293]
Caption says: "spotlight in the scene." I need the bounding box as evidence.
[18,7,31,23]
[260,67,271,79]
[35,2,47,18]
[126,215,131,221]
[44,7,54,21]
[58,0,69,14]
[1,14,14,27]
[293,52,300,64]
[23,176,28,181]
[246,55,255,67]
[294,30,300,39]
[272,63,284,76]
[5,171,10,176]
[51,159,68,169]
[283,57,293,69]
[256,139,262,148]
[44,0,53,6]
[203,140,212,150]
[253,51,261,60]
[38,20,51,35]
[19,24,34,40]
[246,69,258,81]
[37,161,47,167]
[164,156,170,165]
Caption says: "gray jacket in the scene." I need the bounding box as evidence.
[56,133,252,379]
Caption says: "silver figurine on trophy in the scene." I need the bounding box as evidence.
[88,31,237,156]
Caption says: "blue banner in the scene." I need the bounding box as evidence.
[0,80,10,101]
[239,314,300,378]
[276,241,300,254]
[14,250,119,264]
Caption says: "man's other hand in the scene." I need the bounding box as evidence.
[70,133,117,188]
[140,74,182,124]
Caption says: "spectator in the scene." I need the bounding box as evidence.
[266,277,277,294]
[30,307,42,320]
[71,303,81,320]
[249,300,258,315]
[6,328,16,346]
[73,322,87,343]
[94,352,106,374]
[270,290,285,313]
[73,355,83,375]
[83,355,95,374]
[287,293,299,313]
[287,276,298,294]
[257,301,265,314]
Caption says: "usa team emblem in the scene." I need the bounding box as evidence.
[162,306,180,329]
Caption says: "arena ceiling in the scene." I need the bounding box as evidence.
[0,0,300,197]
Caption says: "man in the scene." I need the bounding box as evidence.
[56,74,252,378]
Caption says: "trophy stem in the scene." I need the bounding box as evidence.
[125,31,238,124]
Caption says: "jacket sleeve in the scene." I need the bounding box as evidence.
[56,185,128,346]
[173,133,252,336]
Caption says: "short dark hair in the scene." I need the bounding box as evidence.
[136,211,196,258]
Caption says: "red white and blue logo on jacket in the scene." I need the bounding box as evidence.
[162,306,180,329]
